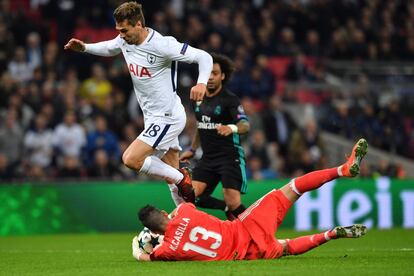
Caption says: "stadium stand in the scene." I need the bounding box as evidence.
[0,0,413,181]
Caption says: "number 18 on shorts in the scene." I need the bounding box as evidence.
[138,117,185,152]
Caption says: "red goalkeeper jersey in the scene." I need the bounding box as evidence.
[150,203,251,261]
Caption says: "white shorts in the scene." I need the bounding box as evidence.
[138,113,186,158]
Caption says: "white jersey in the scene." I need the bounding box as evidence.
[84,28,212,119]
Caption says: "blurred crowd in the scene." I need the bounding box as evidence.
[0,0,413,182]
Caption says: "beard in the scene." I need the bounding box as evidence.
[207,87,215,93]
[207,83,217,93]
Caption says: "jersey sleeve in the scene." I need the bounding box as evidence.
[228,95,248,123]
[176,202,196,213]
[84,35,122,56]
[155,37,213,84]
[170,202,195,218]
[150,243,176,261]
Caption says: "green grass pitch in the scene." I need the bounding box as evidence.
[1,229,413,275]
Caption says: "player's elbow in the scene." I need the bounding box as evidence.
[196,50,213,67]
[244,122,251,133]
[238,121,250,134]
[205,52,213,68]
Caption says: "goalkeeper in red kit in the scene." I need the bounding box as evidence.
[134,138,368,261]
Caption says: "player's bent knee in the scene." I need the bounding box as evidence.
[223,190,241,206]
[223,196,241,210]
[122,151,144,171]
[227,202,241,210]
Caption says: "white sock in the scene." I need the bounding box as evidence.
[168,184,185,206]
[139,156,183,184]
[289,179,302,196]
[324,230,331,241]
[337,166,343,176]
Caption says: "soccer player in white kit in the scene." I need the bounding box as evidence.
[64,2,213,205]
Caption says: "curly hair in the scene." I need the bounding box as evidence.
[211,53,235,85]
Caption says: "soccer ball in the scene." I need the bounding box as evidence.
[137,227,163,254]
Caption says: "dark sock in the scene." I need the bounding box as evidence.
[230,204,246,217]
[195,194,226,210]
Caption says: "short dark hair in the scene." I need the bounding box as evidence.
[113,1,145,27]
[211,53,234,85]
[138,205,165,233]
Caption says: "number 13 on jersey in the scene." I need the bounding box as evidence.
[183,226,222,258]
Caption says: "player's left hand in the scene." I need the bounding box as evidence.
[190,83,206,101]
[216,124,233,136]
[132,236,142,260]
[179,150,194,163]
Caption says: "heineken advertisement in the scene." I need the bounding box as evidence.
[0,177,413,236]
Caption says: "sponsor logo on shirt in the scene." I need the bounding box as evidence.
[197,122,220,130]
[198,115,219,130]
[128,63,152,78]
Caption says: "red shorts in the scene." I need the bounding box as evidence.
[238,189,292,260]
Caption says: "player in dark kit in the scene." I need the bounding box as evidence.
[180,53,250,220]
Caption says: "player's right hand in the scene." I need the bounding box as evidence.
[132,236,141,260]
[190,83,206,101]
[179,150,194,163]
[64,38,85,52]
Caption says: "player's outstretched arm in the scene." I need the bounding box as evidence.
[65,36,122,57]
[64,38,85,52]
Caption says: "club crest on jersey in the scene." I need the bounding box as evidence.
[195,101,202,112]
[147,53,156,64]
[214,105,222,115]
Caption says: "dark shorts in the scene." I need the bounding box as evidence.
[192,157,248,194]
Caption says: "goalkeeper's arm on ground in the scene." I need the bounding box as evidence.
[132,236,151,261]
